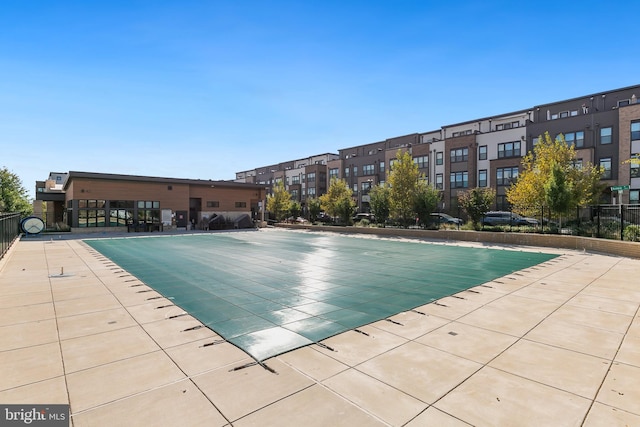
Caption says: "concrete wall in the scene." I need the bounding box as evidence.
[277,224,640,259]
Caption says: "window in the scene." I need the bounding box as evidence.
[361,181,372,192]
[344,167,350,178]
[498,141,520,158]
[362,164,375,175]
[137,201,160,226]
[564,131,585,148]
[496,195,509,211]
[571,159,583,169]
[379,161,385,174]
[630,190,639,205]
[435,173,443,190]
[479,170,487,187]
[618,99,630,107]
[307,172,316,183]
[631,154,640,178]
[600,127,612,145]
[450,171,468,188]
[353,184,358,192]
[436,152,443,165]
[413,156,428,168]
[353,166,358,177]
[559,111,569,118]
[292,175,300,184]
[496,167,519,186]
[600,158,612,179]
[450,148,468,163]
[329,168,339,180]
[307,187,316,197]
[631,122,640,141]
[532,137,539,146]
[206,201,219,208]
[235,202,247,208]
[290,189,299,199]
[478,145,487,160]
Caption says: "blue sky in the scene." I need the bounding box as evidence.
[2,1,639,198]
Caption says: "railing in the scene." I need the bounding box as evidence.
[0,213,21,260]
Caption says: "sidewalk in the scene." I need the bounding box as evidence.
[0,235,639,426]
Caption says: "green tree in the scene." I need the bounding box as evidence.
[544,162,572,227]
[266,181,291,222]
[507,132,603,216]
[307,197,322,222]
[288,200,302,220]
[0,167,32,216]
[458,187,495,229]
[413,181,440,228]
[368,184,391,226]
[388,150,424,227]
[320,178,355,224]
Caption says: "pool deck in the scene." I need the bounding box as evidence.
[1,230,639,426]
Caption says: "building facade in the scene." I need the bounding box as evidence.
[237,84,640,215]
[35,172,266,231]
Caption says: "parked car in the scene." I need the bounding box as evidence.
[430,212,463,225]
[482,211,537,226]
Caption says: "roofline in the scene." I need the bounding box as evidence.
[63,171,266,190]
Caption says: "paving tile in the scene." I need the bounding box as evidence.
[434,367,591,427]
[277,346,349,381]
[416,321,518,364]
[0,376,68,404]
[52,283,112,301]
[0,319,59,351]
[566,293,640,316]
[141,317,217,348]
[61,326,161,373]
[582,402,640,427]
[546,305,633,334]
[232,384,387,427]
[54,293,122,318]
[0,290,52,309]
[164,337,250,377]
[323,368,427,426]
[455,301,552,337]
[490,340,610,398]
[192,358,314,422]
[0,342,64,390]
[595,362,640,415]
[72,380,228,427]
[615,333,640,368]
[405,407,473,426]
[314,325,408,367]
[125,299,185,324]
[0,302,55,326]
[56,307,138,340]
[358,341,482,403]
[369,311,450,340]
[511,285,575,304]
[66,350,186,413]
[525,317,624,360]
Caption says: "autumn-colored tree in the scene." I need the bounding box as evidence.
[388,150,424,227]
[507,132,603,216]
[266,181,291,222]
[320,178,355,224]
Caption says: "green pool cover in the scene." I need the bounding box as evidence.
[85,230,557,361]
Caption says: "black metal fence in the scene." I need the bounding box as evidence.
[0,213,21,260]
[488,205,640,241]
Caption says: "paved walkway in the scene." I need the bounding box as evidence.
[0,232,639,426]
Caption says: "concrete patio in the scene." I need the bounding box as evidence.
[0,231,639,426]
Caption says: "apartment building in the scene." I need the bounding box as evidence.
[237,84,640,215]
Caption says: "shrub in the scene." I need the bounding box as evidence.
[624,225,640,242]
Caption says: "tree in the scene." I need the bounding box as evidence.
[320,178,355,224]
[388,150,424,227]
[544,162,572,228]
[307,197,322,222]
[369,184,391,226]
[413,181,440,228]
[507,132,603,216]
[288,200,302,220]
[0,167,32,216]
[266,181,291,222]
[458,187,495,229]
